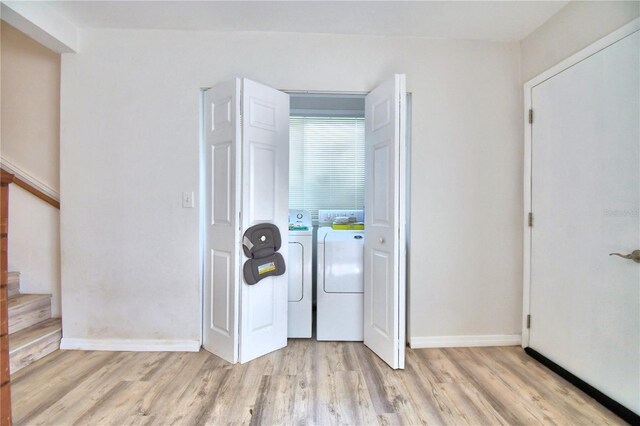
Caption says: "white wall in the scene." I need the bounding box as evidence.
[521,1,640,82]
[8,186,61,316]
[60,29,523,347]
[1,22,61,192]
[1,22,61,315]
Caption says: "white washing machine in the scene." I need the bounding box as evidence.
[317,226,365,341]
[288,209,312,338]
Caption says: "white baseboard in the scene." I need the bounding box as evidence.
[60,338,200,352]
[410,334,521,349]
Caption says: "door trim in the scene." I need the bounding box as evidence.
[521,18,640,347]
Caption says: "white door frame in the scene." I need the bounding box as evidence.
[199,89,206,348]
[521,18,640,347]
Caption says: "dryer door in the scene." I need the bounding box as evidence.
[324,232,364,293]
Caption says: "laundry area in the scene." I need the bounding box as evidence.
[202,75,408,369]
[286,92,367,342]
[288,208,366,341]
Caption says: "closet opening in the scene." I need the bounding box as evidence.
[285,92,367,341]
[201,76,409,368]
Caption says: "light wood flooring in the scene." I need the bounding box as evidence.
[11,340,623,425]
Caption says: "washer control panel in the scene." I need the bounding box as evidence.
[288,209,312,230]
[318,209,365,226]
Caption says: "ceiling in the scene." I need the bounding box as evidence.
[41,1,569,42]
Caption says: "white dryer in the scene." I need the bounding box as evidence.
[317,226,364,341]
[287,209,312,338]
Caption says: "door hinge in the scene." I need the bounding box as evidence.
[526,314,531,329]
[528,212,533,227]
[528,109,533,124]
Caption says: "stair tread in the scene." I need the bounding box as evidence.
[9,318,62,353]
[8,293,51,307]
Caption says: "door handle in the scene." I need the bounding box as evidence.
[379,237,385,244]
[609,250,640,263]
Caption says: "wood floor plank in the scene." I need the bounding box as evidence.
[125,352,211,423]
[369,357,429,425]
[416,348,470,385]
[446,347,556,425]
[353,343,396,416]
[289,338,318,425]
[183,363,232,424]
[436,382,509,425]
[333,370,378,425]
[473,346,617,425]
[466,347,566,422]
[314,342,346,425]
[10,343,627,426]
[487,346,626,425]
[71,380,139,425]
[406,349,488,425]
[376,412,404,425]
[11,350,120,424]
[402,348,463,425]
[158,353,229,425]
[208,353,273,424]
[251,373,315,426]
[25,352,149,424]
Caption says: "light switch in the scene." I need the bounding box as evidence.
[182,191,194,208]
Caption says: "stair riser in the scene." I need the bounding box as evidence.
[9,301,51,334]
[7,272,20,297]
[7,284,19,298]
[7,272,19,297]
[10,329,61,374]
[7,285,20,297]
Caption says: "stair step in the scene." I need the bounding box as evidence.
[8,294,52,334]
[7,271,19,298]
[9,318,61,374]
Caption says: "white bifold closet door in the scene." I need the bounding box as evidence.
[203,78,290,364]
[529,31,639,414]
[364,74,407,369]
[203,74,406,369]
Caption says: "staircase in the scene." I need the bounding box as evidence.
[7,272,61,373]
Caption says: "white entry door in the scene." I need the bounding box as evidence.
[364,74,407,369]
[529,31,639,414]
[203,78,290,364]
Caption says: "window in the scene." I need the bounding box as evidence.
[289,116,365,221]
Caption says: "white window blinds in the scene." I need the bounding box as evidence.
[289,117,365,221]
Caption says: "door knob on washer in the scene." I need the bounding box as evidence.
[379,237,385,244]
[609,250,640,263]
